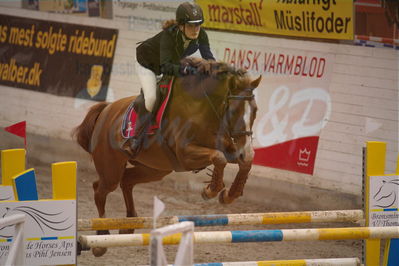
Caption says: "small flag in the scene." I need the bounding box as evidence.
[4,121,26,148]
[153,196,165,229]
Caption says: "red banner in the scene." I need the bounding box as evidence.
[254,136,319,175]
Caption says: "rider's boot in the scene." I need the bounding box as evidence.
[129,105,152,156]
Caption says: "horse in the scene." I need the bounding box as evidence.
[73,58,261,256]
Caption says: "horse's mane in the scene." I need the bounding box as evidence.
[181,57,247,77]
[178,58,249,98]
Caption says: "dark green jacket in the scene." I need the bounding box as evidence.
[136,25,215,75]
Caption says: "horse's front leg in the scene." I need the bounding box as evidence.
[219,160,252,204]
[202,153,227,199]
[179,144,227,200]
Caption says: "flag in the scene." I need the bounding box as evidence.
[153,196,165,229]
[4,121,26,148]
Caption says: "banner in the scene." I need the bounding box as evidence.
[39,0,87,13]
[369,175,399,227]
[0,200,76,265]
[113,1,177,32]
[220,44,334,175]
[196,0,354,40]
[0,14,118,101]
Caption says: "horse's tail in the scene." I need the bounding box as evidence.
[72,102,109,153]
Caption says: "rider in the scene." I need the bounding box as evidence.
[130,1,215,154]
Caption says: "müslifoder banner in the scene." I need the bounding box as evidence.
[196,0,354,40]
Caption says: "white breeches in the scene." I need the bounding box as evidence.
[135,60,157,112]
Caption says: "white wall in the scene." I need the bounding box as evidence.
[0,5,397,198]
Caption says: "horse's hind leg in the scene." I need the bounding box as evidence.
[119,162,171,234]
[91,151,127,257]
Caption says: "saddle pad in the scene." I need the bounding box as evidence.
[121,77,174,139]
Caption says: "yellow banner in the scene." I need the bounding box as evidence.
[196,0,353,40]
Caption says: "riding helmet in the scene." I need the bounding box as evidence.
[176,2,204,25]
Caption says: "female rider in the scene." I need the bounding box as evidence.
[130,2,215,154]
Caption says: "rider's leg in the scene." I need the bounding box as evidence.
[130,62,157,153]
[135,61,157,112]
[131,99,152,152]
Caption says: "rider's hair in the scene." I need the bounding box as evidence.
[162,19,177,30]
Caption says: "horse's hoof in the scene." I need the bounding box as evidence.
[201,186,218,200]
[201,188,211,200]
[119,229,134,234]
[218,189,235,204]
[92,247,107,257]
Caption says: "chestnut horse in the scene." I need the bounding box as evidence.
[74,59,261,256]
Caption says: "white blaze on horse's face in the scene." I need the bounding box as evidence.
[228,75,261,164]
[230,97,255,164]
[241,101,254,162]
[244,101,251,132]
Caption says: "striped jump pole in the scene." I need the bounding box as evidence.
[193,257,361,266]
[77,209,363,231]
[79,226,399,248]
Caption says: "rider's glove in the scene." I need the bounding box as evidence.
[179,65,198,76]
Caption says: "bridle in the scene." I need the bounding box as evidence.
[225,89,255,138]
[203,84,255,141]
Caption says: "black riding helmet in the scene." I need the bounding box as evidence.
[176,2,204,25]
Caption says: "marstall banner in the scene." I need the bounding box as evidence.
[196,0,354,40]
[0,14,118,101]
[221,45,333,174]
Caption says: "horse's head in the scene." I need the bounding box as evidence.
[177,58,262,165]
[222,67,262,165]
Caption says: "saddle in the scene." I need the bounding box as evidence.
[121,76,174,139]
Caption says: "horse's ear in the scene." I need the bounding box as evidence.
[251,75,262,88]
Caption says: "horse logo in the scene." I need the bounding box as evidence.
[0,205,74,238]
[372,178,399,209]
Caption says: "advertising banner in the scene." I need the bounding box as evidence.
[197,0,354,40]
[369,175,399,227]
[113,1,177,32]
[0,200,76,265]
[39,0,87,13]
[0,14,118,101]
[220,43,333,174]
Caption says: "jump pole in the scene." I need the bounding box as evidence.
[192,257,361,266]
[77,209,363,231]
[79,226,399,248]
